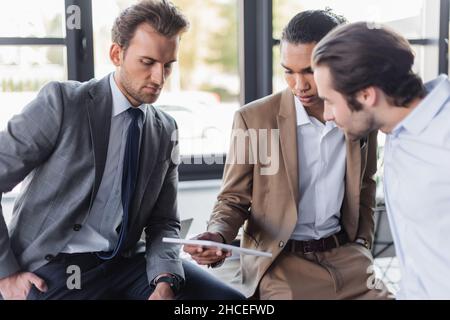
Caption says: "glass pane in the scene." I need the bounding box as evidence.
[0,46,67,130]
[0,0,65,38]
[273,0,440,90]
[273,0,433,39]
[92,0,240,156]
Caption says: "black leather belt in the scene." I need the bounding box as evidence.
[285,231,349,254]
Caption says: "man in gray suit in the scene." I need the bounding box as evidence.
[0,0,243,300]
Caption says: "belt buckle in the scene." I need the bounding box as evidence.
[302,241,314,254]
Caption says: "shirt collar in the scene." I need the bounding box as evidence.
[392,74,450,136]
[109,73,148,120]
[294,96,312,126]
[294,96,337,130]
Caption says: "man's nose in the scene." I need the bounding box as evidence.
[151,64,165,86]
[295,74,310,92]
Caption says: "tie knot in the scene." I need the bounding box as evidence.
[128,108,142,121]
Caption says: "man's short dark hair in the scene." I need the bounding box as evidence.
[112,0,190,50]
[313,22,426,110]
[281,8,347,45]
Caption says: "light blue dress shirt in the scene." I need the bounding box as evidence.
[62,73,147,254]
[290,97,346,241]
[384,75,450,299]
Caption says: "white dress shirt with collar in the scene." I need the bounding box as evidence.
[384,75,450,300]
[62,73,147,254]
[290,97,347,241]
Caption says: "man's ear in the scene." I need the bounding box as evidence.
[356,86,377,109]
[110,43,123,67]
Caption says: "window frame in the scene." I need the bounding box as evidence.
[0,0,448,181]
[0,0,95,81]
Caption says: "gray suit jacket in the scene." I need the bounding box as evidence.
[0,75,184,283]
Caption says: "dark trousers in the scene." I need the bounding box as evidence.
[26,253,244,300]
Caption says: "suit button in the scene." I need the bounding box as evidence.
[279,241,285,248]
[45,255,54,262]
[73,224,82,232]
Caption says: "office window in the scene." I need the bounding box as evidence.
[0,46,66,129]
[0,0,64,38]
[0,1,67,130]
[273,0,440,92]
[92,0,240,158]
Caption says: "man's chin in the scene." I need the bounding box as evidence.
[140,93,161,105]
[346,130,368,142]
[300,98,322,108]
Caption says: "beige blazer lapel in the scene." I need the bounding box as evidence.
[277,89,299,207]
[342,135,362,238]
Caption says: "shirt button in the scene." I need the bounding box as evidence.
[279,241,285,248]
[73,224,82,232]
[45,254,55,262]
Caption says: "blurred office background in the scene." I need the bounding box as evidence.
[1,0,448,294]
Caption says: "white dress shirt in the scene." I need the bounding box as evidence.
[62,74,147,254]
[384,75,450,299]
[290,97,347,241]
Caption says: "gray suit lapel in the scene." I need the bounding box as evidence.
[130,106,163,218]
[86,75,113,208]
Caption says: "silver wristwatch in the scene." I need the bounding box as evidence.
[355,238,370,250]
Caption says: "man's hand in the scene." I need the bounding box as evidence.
[0,272,48,300]
[148,282,175,300]
[183,232,232,266]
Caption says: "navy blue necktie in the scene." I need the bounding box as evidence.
[98,108,142,260]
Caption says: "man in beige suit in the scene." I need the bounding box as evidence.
[185,10,392,300]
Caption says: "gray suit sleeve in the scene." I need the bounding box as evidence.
[144,122,184,284]
[0,82,63,279]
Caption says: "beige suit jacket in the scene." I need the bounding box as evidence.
[208,89,378,297]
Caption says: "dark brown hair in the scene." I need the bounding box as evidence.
[282,8,347,45]
[313,22,426,110]
[112,0,189,50]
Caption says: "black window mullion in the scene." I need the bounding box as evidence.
[65,0,94,82]
[239,0,273,105]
